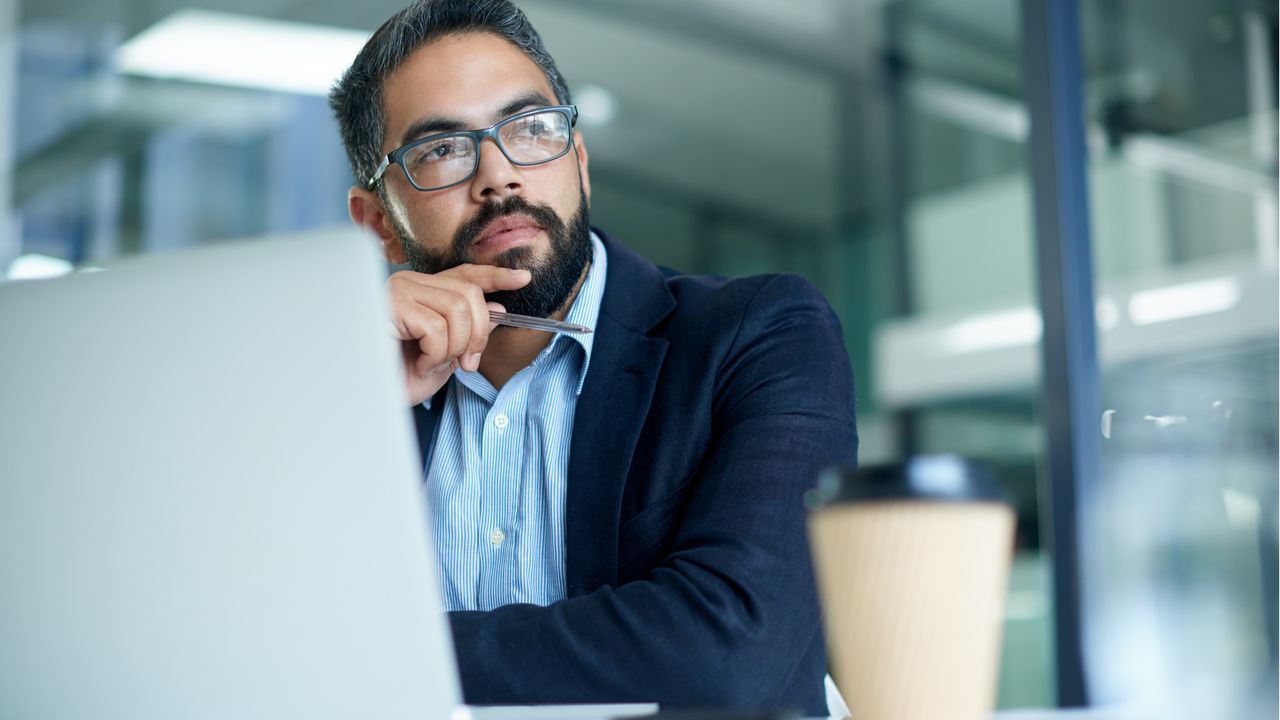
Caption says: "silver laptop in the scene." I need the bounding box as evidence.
[0,231,656,720]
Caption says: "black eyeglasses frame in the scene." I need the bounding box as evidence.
[367,104,579,192]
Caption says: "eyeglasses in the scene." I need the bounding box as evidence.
[367,104,579,191]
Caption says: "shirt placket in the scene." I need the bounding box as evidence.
[476,372,531,611]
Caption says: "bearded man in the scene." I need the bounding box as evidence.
[330,1,857,713]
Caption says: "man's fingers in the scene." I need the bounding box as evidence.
[439,264,531,293]
[415,354,453,380]
[404,357,456,407]
[406,274,492,356]
[411,285,474,362]
[392,265,528,293]
[385,266,528,393]
[391,281,478,355]
[486,301,505,331]
[396,302,450,367]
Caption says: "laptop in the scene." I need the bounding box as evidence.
[0,230,657,720]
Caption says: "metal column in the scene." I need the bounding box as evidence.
[0,0,19,273]
[1020,0,1099,707]
[882,1,919,457]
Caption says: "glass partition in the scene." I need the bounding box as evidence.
[1079,1,1278,715]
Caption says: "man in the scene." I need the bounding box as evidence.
[330,0,857,713]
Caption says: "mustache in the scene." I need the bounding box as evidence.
[452,196,563,260]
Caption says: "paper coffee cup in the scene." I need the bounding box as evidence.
[807,456,1015,720]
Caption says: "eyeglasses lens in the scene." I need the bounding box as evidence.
[498,110,571,164]
[404,136,478,190]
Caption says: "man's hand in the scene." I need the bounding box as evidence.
[388,264,531,405]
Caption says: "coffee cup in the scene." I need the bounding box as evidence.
[807,456,1016,720]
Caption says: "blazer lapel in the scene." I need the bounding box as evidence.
[564,233,674,596]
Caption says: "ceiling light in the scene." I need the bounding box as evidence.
[574,85,616,126]
[1095,296,1120,331]
[5,254,73,281]
[939,306,1043,355]
[113,9,368,96]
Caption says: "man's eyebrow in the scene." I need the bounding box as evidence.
[399,116,467,146]
[495,92,555,120]
[397,92,557,147]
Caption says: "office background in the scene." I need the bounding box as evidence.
[2,0,1276,713]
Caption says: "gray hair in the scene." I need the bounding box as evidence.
[329,0,573,188]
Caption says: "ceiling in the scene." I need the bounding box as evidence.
[14,0,1272,232]
[12,0,979,229]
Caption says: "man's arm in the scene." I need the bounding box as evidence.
[448,274,857,709]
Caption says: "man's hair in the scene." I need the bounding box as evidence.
[329,0,572,188]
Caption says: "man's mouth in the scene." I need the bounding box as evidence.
[474,215,543,255]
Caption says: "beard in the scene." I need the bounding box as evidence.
[395,189,592,319]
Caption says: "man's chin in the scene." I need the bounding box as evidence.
[486,245,539,271]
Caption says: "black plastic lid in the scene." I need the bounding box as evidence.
[807,455,1005,507]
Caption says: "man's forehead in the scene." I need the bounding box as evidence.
[382,32,557,141]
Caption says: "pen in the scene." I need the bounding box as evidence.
[489,310,591,334]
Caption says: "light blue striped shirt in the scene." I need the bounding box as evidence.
[423,233,606,612]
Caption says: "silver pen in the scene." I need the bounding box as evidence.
[489,310,591,334]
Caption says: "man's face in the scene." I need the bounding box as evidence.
[374,32,592,318]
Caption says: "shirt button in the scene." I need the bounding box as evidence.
[489,528,506,547]
[494,413,509,429]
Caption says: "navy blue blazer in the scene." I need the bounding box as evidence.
[412,231,857,714]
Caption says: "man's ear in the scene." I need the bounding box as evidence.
[573,131,591,206]
[348,186,407,265]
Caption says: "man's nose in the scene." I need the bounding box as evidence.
[469,137,524,202]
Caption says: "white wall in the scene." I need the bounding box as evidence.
[906,146,1254,316]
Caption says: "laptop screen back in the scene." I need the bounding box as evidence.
[0,232,461,719]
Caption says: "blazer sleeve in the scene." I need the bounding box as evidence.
[447,274,858,710]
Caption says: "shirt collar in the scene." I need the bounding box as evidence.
[558,231,606,395]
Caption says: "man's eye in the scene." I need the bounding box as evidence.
[512,119,551,138]
[412,140,469,165]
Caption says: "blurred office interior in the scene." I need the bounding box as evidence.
[1,0,1276,714]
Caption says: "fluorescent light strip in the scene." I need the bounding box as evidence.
[114,9,368,96]
[1128,276,1242,325]
[940,306,1043,355]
